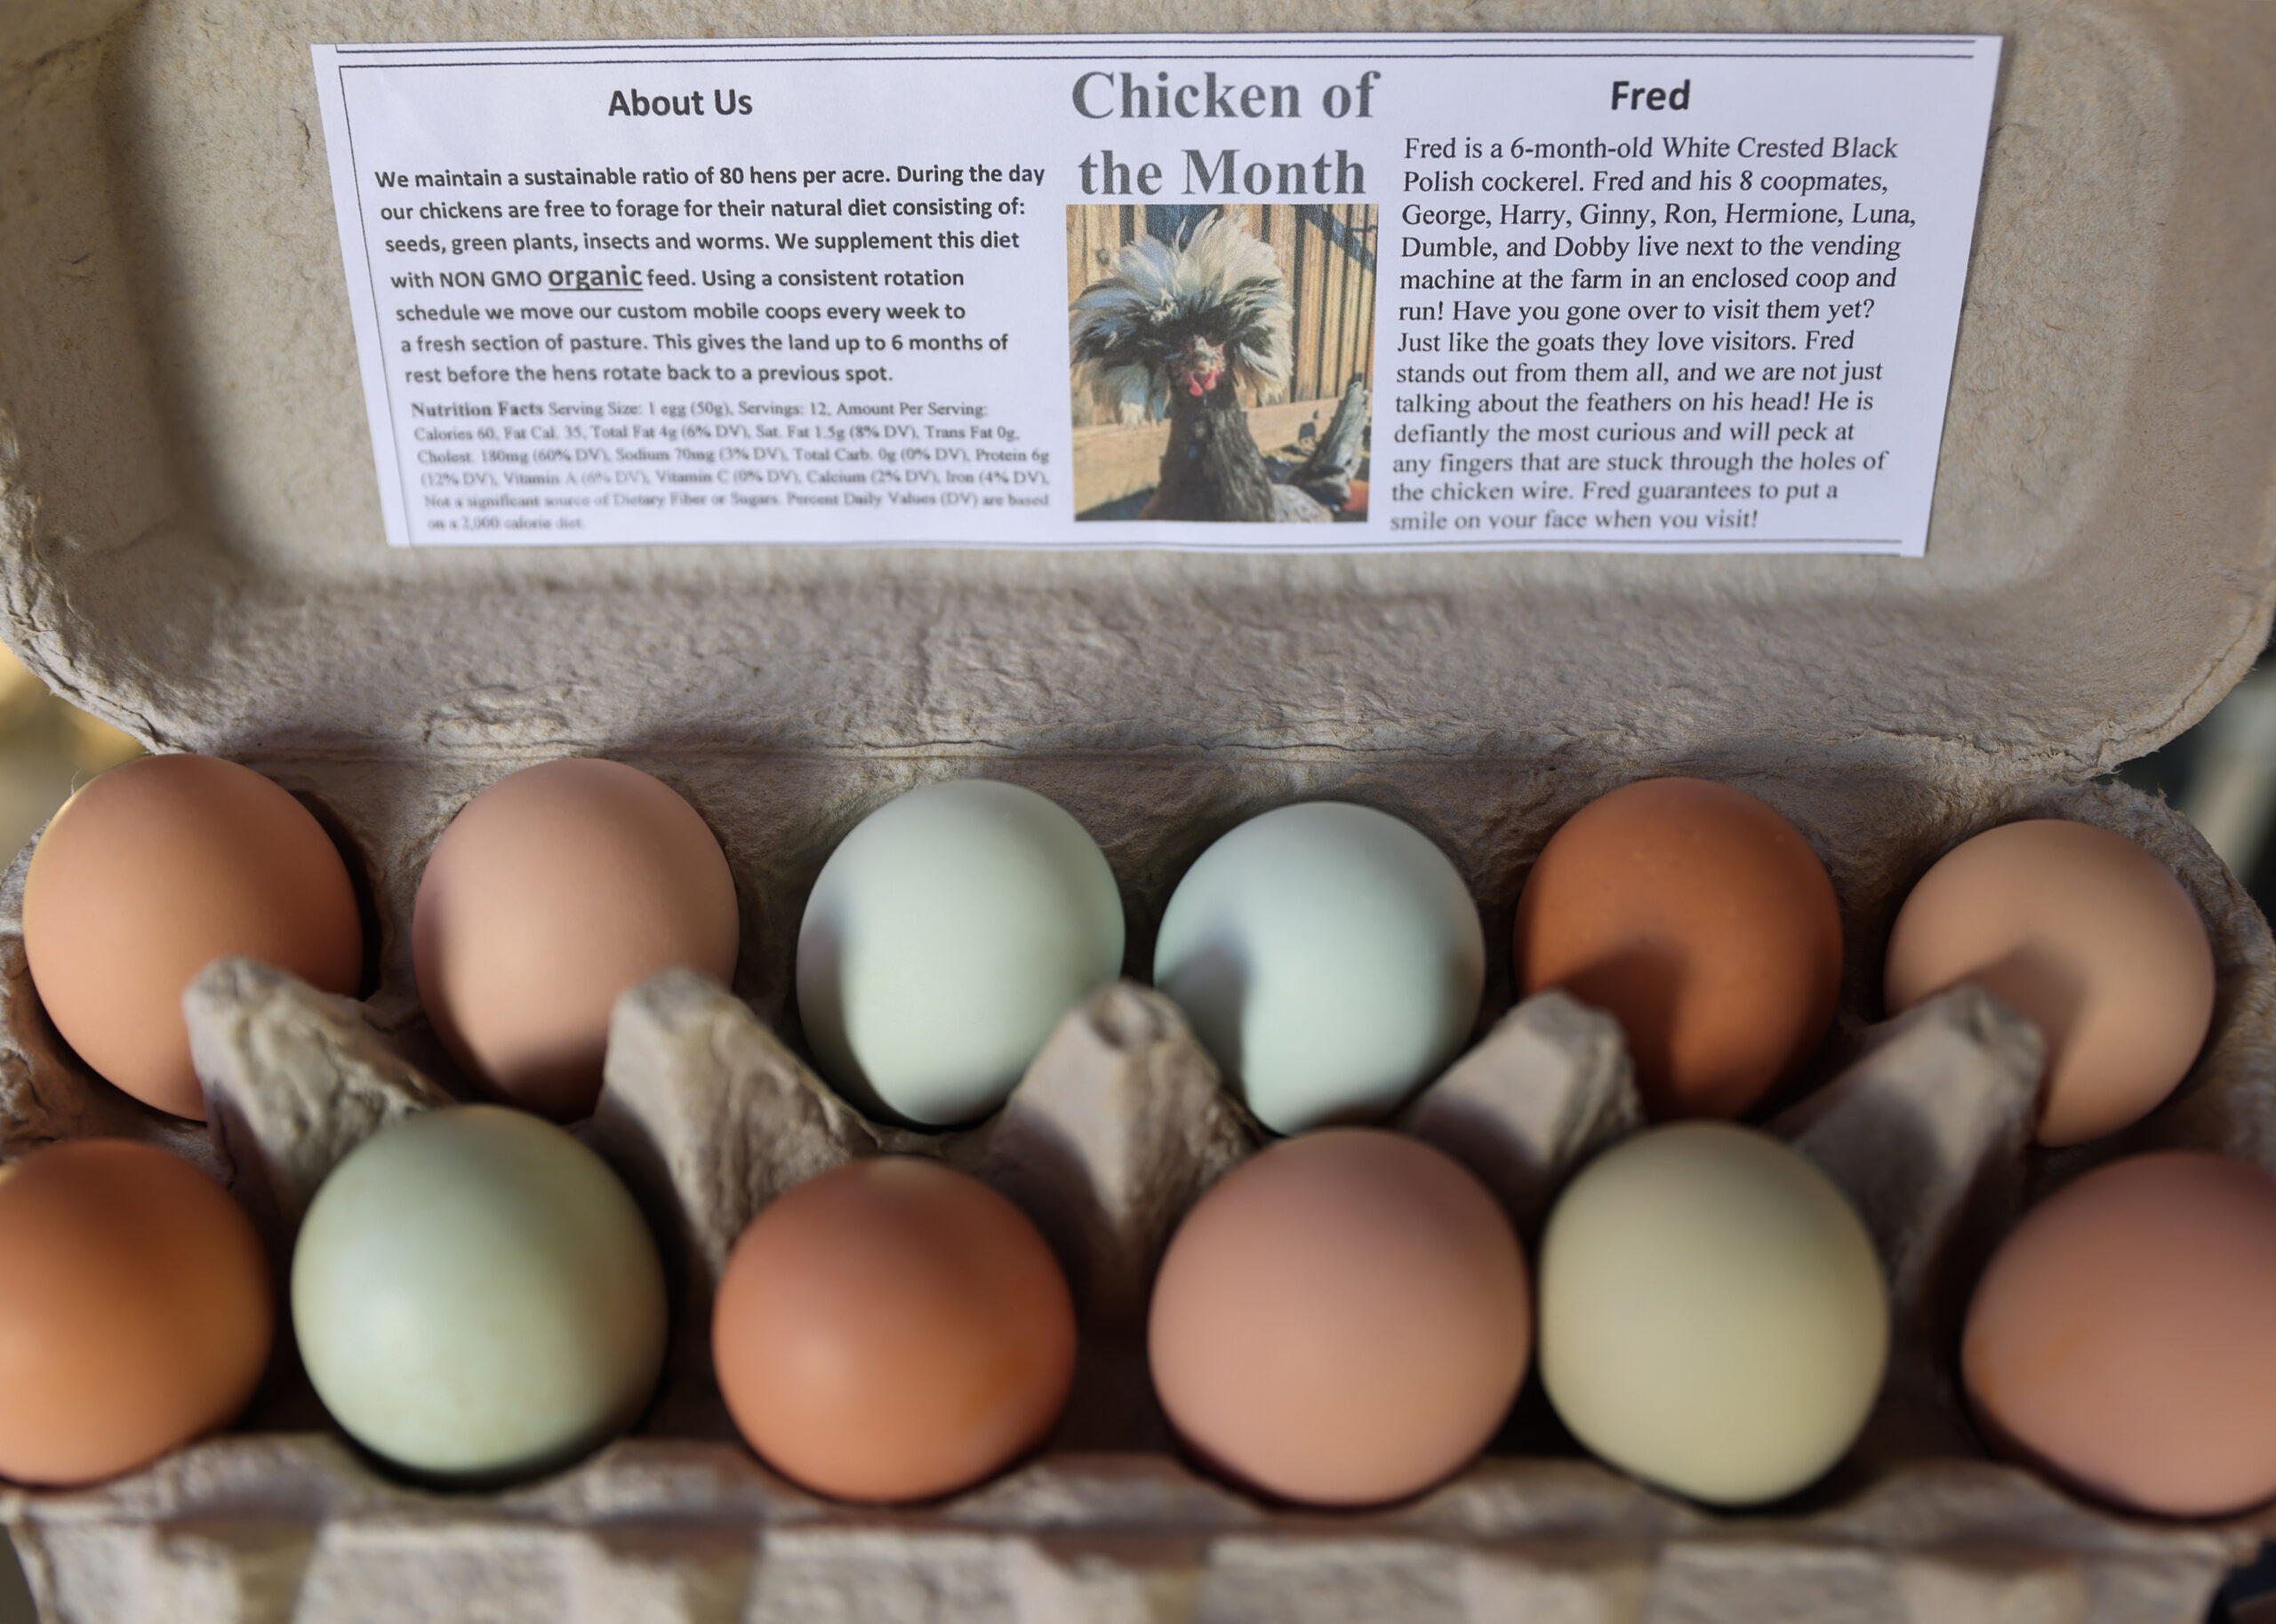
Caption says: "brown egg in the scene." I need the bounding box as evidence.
[0,1140,273,1486]
[711,1157,1076,1503]
[1147,1129,1530,1507]
[1513,779,1842,1120]
[413,758,738,1120]
[23,755,364,1120]
[1884,819,2213,1146]
[1963,1153,2276,1517]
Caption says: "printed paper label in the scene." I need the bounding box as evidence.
[311,33,2000,552]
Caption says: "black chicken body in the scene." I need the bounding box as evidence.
[1149,374,1280,523]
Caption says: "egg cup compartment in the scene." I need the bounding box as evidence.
[3,755,2274,1621]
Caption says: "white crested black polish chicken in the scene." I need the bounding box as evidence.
[1071,212,1369,523]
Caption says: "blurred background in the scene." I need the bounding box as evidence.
[0,642,2272,1619]
[0,646,144,859]
[2112,654,2276,932]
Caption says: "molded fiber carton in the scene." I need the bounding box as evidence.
[0,2,2272,1620]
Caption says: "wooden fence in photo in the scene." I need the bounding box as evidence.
[1066,203,1378,427]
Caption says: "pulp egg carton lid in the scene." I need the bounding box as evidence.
[0,0,2266,779]
[2,3,2276,1623]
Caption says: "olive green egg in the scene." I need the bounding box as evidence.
[291,1105,667,1482]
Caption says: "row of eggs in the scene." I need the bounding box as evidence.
[4,1099,2271,1526]
[0,752,2249,1523]
[17,754,2220,1148]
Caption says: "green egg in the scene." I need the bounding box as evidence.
[291,1105,666,1482]
[1537,1123,1888,1506]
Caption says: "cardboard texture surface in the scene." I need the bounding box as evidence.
[1,2,2274,1620]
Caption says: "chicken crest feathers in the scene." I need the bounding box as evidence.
[1070,212,1293,417]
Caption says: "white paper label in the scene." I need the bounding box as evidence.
[311,33,2000,553]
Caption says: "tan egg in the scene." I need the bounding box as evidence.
[0,1140,273,1486]
[711,1158,1076,1503]
[1514,779,1842,1120]
[413,758,739,1121]
[1963,1153,2276,1517]
[1884,820,2213,1146]
[1147,1129,1530,1507]
[23,755,364,1120]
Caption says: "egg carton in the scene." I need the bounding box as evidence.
[0,768,2272,1623]
[4,0,2276,1617]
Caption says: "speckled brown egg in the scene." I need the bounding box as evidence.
[23,755,364,1121]
[1513,779,1843,1120]
[1963,1152,2276,1517]
[413,758,739,1121]
[712,1157,1076,1504]
[0,1140,273,1486]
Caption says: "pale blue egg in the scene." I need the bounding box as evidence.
[797,780,1126,1127]
[1154,803,1484,1134]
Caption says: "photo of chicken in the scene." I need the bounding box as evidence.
[1069,207,1374,524]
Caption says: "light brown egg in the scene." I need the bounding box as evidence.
[1147,1129,1530,1507]
[1884,819,2213,1146]
[0,1140,273,1486]
[711,1157,1076,1504]
[413,758,739,1120]
[1963,1152,2276,1517]
[23,755,364,1120]
[1513,779,1843,1120]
